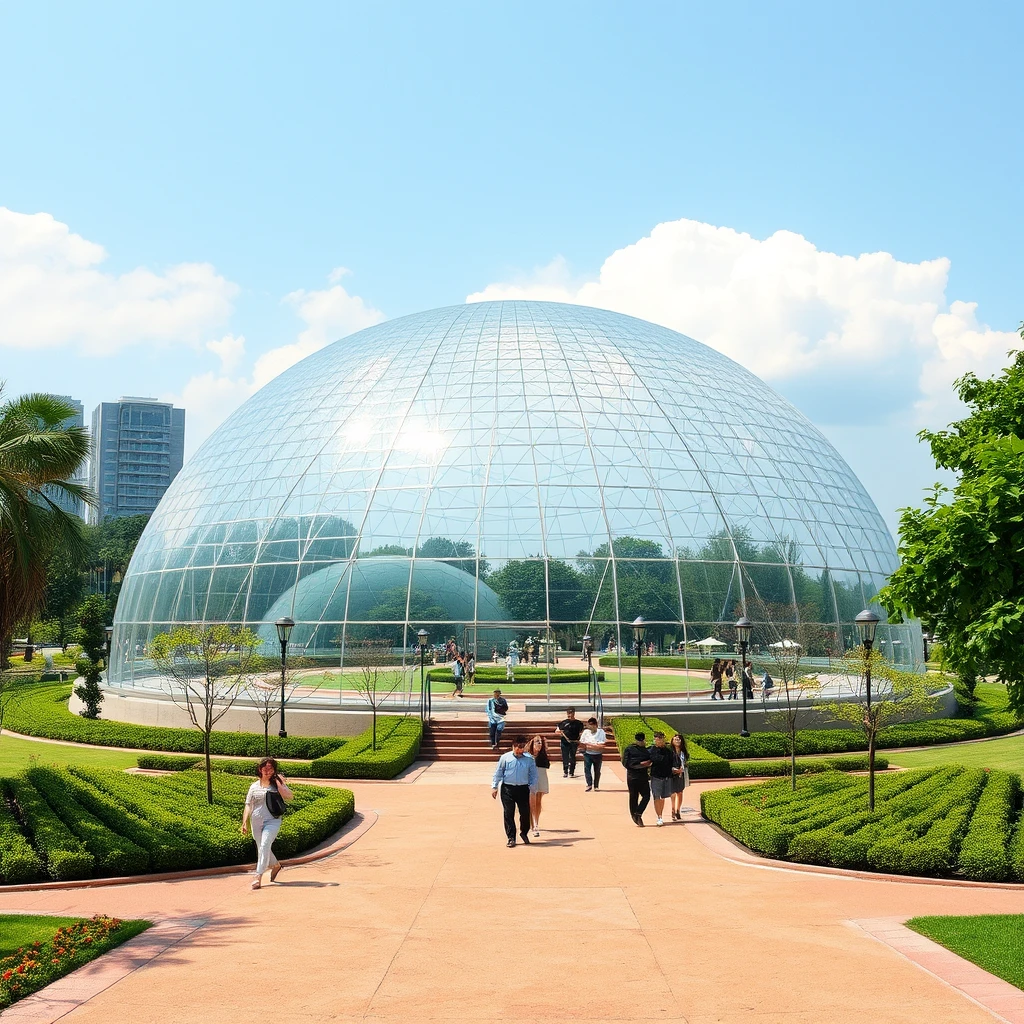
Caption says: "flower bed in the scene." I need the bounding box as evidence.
[700,767,1024,880]
[0,914,150,1010]
[0,766,355,883]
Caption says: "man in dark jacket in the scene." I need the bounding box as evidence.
[648,731,675,826]
[621,731,653,826]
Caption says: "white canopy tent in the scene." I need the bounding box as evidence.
[768,638,802,649]
[688,637,726,649]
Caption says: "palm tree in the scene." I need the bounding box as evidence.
[0,387,92,669]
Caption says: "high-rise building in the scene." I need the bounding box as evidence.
[43,395,88,521]
[89,398,185,524]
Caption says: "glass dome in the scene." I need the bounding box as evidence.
[111,300,919,688]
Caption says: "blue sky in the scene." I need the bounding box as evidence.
[1,1,1021,533]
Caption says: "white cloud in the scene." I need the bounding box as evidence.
[171,271,385,456]
[468,218,1016,429]
[0,207,237,353]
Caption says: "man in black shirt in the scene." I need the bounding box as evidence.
[554,707,584,778]
[621,731,653,825]
[648,731,675,826]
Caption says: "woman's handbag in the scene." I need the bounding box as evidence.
[265,784,286,818]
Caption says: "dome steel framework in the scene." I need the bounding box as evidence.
[111,300,919,690]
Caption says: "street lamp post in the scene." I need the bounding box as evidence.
[922,631,933,664]
[855,608,880,809]
[274,617,294,739]
[735,616,753,737]
[632,617,647,719]
[417,628,430,721]
[582,634,594,704]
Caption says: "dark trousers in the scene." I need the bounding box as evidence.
[583,752,603,788]
[500,783,531,841]
[627,776,651,820]
[489,720,505,746]
[560,738,578,776]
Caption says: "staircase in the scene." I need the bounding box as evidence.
[420,718,620,763]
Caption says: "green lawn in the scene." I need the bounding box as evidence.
[0,914,83,959]
[906,914,1024,990]
[888,733,1024,774]
[0,735,139,777]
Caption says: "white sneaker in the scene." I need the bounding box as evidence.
[533,829,540,838]
[656,817,664,826]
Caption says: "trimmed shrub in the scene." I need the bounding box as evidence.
[1012,812,1024,882]
[726,754,889,778]
[311,717,422,779]
[957,771,1021,882]
[26,766,149,877]
[5,682,344,758]
[427,667,603,684]
[3,776,94,881]
[701,766,1011,880]
[135,754,317,777]
[274,787,356,858]
[0,802,42,884]
[599,655,716,670]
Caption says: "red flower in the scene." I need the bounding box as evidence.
[2,970,12,981]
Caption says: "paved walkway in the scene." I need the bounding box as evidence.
[2,763,1022,1023]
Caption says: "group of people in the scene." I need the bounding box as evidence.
[490,708,689,845]
[490,707,607,846]
[448,649,476,697]
[708,657,756,700]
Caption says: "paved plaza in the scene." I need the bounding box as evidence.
[2,762,1022,1024]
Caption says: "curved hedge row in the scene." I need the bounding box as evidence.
[426,667,604,684]
[701,767,1024,881]
[0,766,355,883]
[311,717,423,779]
[5,682,344,759]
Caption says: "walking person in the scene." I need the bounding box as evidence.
[648,731,674,826]
[710,658,723,700]
[491,735,538,847]
[621,731,653,826]
[450,652,465,698]
[505,647,518,682]
[579,716,606,792]
[487,688,508,749]
[725,659,738,700]
[467,651,476,688]
[527,735,550,837]
[742,660,755,700]
[669,733,689,821]
[240,757,293,889]
[554,707,583,778]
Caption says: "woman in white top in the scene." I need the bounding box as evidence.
[241,757,294,889]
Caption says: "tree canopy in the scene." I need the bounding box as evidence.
[879,335,1024,711]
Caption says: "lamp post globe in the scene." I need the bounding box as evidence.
[632,617,647,718]
[417,629,430,721]
[735,616,753,737]
[274,616,294,738]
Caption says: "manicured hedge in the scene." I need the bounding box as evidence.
[2,776,94,881]
[0,767,356,883]
[599,656,716,670]
[725,754,889,778]
[136,753,317,777]
[701,767,1024,880]
[957,771,1021,882]
[5,682,344,758]
[0,802,43,884]
[426,667,604,684]
[310,717,422,779]
[610,716,731,778]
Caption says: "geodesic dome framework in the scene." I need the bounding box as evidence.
[111,300,919,689]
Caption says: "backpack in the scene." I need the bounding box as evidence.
[494,697,508,717]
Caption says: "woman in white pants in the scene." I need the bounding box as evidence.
[240,757,293,889]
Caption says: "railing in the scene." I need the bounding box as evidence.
[591,664,604,729]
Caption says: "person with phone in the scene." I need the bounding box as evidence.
[241,756,293,889]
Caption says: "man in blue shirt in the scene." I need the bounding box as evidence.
[491,734,538,847]
[486,689,508,749]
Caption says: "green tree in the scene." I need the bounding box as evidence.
[0,389,91,668]
[43,548,86,650]
[416,537,489,576]
[150,624,262,802]
[761,640,821,790]
[488,557,595,623]
[879,340,1024,711]
[73,594,107,719]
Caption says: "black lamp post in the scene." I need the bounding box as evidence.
[922,631,933,663]
[274,616,294,738]
[735,616,753,737]
[855,608,880,809]
[632,616,647,718]
[417,628,430,721]
[582,634,594,703]
[104,626,113,677]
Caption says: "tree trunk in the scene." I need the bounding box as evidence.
[790,727,797,791]
[264,719,269,756]
[204,730,213,804]
[868,731,876,811]
[372,704,377,751]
